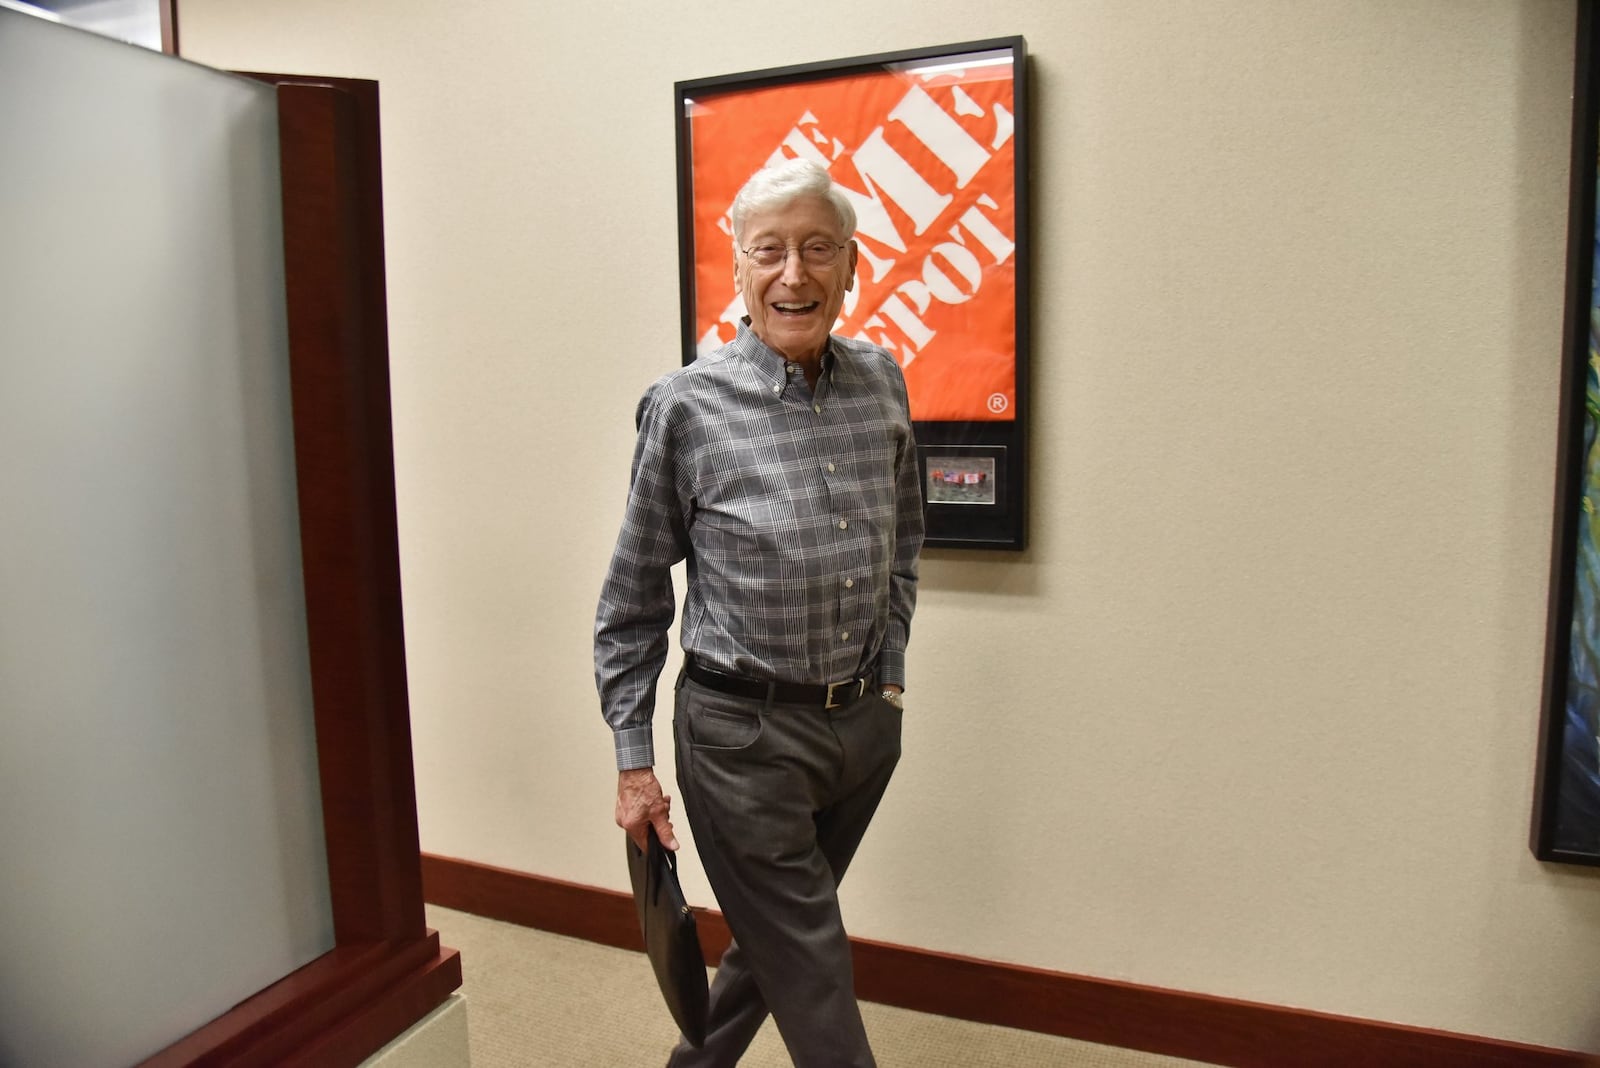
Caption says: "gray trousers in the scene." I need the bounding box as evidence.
[665,674,902,1068]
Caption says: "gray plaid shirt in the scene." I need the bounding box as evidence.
[594,322,924,770]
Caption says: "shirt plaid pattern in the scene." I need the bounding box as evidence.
[595,323,924,770]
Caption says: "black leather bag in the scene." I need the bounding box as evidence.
[626,827,709,1047]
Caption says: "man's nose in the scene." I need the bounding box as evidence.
[779,248,808,286]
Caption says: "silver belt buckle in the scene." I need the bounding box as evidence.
[825,677,864,709]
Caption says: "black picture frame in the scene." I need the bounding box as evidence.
[673,37,1030,550]
[1533,0,1600,865]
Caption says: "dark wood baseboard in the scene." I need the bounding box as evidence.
[421,853,1585,1067]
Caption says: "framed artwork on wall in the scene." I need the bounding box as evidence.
[1534,0,1600,865]
[674,37,1030,549]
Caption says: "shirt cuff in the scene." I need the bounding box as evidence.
[876,649,906,691]
[614,726,655,771]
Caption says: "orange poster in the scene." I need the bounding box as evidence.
[680,50,1019,423]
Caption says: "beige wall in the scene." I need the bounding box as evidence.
[182,0,1600,1053]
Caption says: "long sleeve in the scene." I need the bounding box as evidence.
[594,382,689,770]
[875,361,923,690]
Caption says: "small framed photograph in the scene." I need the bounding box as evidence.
[917,443,1010,545]
[925,455,997,506]
[674,37,1030,550]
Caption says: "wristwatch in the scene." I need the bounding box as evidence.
[879,689,904,710]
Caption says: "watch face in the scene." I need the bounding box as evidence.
[880,690,904,709]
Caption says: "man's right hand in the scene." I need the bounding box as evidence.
[616,767,679,852]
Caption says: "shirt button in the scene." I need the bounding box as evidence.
[844,578,854,588]
[838,519,848,530]
[813,404,822,414]
[772,384,781,394]
[826,463,836,473]
[841,631,850,640]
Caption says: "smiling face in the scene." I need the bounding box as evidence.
[735,195,858,366]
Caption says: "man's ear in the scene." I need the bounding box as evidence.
[845,240,859,292]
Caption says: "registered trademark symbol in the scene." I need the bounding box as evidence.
[987,393,1009,414]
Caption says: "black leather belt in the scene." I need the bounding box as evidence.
[684,655,873,710]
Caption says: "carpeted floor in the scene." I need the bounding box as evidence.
[427,904,1220,1067]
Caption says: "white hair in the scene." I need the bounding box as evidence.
[729,158,857,243]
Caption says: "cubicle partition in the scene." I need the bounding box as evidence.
[0,13,459,1067]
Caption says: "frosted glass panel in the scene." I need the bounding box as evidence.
[0,13,334,1068]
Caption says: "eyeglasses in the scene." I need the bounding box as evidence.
[740,241,848,269]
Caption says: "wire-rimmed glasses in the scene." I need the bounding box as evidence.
[740,241,848,269]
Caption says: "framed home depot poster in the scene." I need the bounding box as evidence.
[674,37,1030,549]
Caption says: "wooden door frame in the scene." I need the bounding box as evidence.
[136,74,461,1068]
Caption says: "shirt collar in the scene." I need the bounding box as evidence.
[734,319,839,396]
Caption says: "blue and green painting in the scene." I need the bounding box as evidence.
[1557,171,1600,853]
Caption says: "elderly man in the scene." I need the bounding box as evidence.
[594,157,924,1067]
